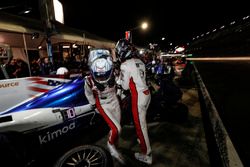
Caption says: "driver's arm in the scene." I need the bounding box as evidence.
[84,78,95,105]
[120,63,130,90]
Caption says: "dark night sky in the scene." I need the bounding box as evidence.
[1,0,249,47]
[59,0,249,47]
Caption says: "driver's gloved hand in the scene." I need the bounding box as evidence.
[91,104,99,114]
[91,104,96,110]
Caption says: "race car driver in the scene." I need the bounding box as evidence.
[84,49,124,164]
[115,39,152,165]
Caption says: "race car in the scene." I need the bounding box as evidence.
[0,77,109,167]
[174,58,187,77]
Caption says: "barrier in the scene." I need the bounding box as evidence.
[194,63,243,167]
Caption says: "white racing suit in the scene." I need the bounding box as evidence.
[84,75,121,145]
[120,58,152,155]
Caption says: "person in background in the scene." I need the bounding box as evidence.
[115,39,152,165]
[13,59,29,78]
[0,57,10,79]
[84,49,124,164]
[30,58,41,76]
[40,57,54,75]
[5,57,18,78]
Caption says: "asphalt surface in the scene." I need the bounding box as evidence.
[95,87,210,167]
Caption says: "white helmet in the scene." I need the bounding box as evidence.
[88,49,111,67]
[90,55,113,84]
[56,67,69,75]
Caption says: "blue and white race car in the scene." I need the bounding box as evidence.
[0,77,110,167]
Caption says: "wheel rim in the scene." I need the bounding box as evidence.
[62,148,105,167]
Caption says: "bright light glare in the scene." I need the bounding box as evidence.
[23,9,31,14]
[162,37,165,40]
[141,22,148,30]
[175,47,185,53]
[139,50,144,54]
[53,0,64,24]
[63,45,70,48]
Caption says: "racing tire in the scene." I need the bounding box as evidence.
[54,145,113,167]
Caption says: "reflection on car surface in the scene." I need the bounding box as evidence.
[0,77,108,166]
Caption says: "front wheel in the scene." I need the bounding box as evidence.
[54,145,113,167]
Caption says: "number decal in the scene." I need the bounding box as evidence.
[66,108,76,119]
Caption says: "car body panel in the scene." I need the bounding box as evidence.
[0,77,103,146]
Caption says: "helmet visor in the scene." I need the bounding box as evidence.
[90,56,113,84]
[93,69,112,83]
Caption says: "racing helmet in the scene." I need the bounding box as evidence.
[90,55,113,84]
[88,49,111,67]
[56,67,69,78]
[115,38,135,62]
[56,67,69,75]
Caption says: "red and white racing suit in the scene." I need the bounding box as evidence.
[120,58,152,155]
[84,76,121,145]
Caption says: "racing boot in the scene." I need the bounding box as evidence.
[107,142,125,164]
[134,152,152,165]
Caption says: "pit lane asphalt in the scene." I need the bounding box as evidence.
[95,87,210,167]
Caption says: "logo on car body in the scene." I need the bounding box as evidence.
[38,122,75,144]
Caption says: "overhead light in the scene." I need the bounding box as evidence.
[141,22,148,30]
[243,16,249,20]
[230,21,236,25]
[24,8,31,14]
[38,46,42,49]
[19,7,32,14]
[175,46,185,53]
[0,5,17,10]
[63,45,70,49]
[53,0,64,24]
